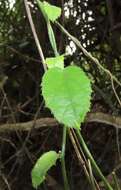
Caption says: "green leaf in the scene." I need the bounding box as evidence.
[42,66,92,129]
[37,0,61,22]
[47,21,58,56]
[31,151,59,189]
[36,1,60,55]
[43,1,61,22]
[45,55,64,69]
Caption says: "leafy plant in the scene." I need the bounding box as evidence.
[31,1,114,190]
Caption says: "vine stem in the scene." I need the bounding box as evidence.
[61,126,70,190]
[76,129,113,190]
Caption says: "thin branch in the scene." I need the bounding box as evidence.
[111,77,121,107]
[68,129,91,184]
[1,112,121,132]
[24,0,47,71]
[71,129,100,190]
[7,46,41,63]
[110,77,121,158]
[55,21,121,87]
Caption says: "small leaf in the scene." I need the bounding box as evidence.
[31,151,59,189]
[42,66,92,129]
[43,1,61,22]
[45,55,64,69]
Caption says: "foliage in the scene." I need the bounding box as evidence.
[45,55,64,69]
[42,65,92,128]
[37,0,61,22]
[31,151,59,188]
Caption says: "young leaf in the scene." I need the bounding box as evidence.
[31,151,59,189]
[43,1,61,22]
[42,66,92,129]
[37,1,61,22]
[45,55,64,69]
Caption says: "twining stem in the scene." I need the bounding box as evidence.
[88,159,97,190]
[76,129,113,190]
[69,130,100,190]
[71,129,101,190]
[61,126,70,190]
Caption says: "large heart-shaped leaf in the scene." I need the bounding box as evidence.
[42,66,92,129]
[31,151,59,189]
